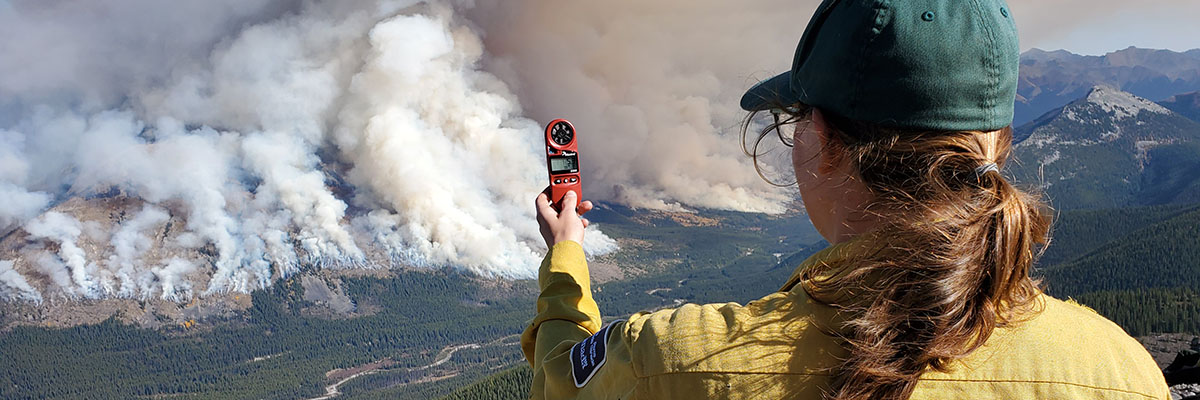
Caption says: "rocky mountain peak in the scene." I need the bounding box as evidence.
[1081,85,1171,121]
[1019,85,1194,147]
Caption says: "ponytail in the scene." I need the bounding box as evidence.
[745,107,1053,400]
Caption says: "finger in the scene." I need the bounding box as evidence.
[577,200,594,216]
[560,190,579,217]
[581,218,590,228]
[535,192,557,218]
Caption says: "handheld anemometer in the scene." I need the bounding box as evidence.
[545,119,581,211]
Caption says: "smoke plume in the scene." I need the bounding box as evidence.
[0,0,820,301]
[22,212,98,298]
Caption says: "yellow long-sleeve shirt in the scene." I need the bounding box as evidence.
[521,240,1170,399]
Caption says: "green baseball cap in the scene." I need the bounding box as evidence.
[741,0,1020,133]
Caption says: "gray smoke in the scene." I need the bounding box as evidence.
[0,0,297,111]
[467,0,811,212]
[0,130,52,233]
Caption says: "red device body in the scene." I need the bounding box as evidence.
[545,119,582,211]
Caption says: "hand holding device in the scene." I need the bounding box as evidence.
[535,190,593,248]
[536,118,593,248]
[545,119,582,212]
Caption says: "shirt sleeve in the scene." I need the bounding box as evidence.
[520,240,639,399]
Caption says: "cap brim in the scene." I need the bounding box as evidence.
[740,71,802,112]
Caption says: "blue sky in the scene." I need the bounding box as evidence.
[1012,1,1200,55]
[1046,20,1200,55]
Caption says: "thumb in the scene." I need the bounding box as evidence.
[560,190,580,217]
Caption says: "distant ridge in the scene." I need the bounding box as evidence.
[1159,90,1200,123]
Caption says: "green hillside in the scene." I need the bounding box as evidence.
[1040,205,1200,297]
[1139,141,1200,205]
[1041,203,1200,337]
[1040,202,1200,266]
[1075,287,1200,336]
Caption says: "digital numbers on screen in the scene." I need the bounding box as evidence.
[550,155,578,173]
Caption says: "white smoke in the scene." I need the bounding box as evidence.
[0,0,819,300]
[155,258,199,303]
[332,9,552,275]
[103,206,170,298]
[0,260,42,303]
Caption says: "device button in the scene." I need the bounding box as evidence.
[569,178,578,183]
[554,179,562,184]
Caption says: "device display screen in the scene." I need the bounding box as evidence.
[549,155,578,174]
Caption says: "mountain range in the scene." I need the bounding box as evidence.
[1016,47,1200,125]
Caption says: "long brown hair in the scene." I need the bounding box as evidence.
[743,105,1052,400]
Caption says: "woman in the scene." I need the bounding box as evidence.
[523,0,1170,399]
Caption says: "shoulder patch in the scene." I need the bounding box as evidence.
[571,320,623,388]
